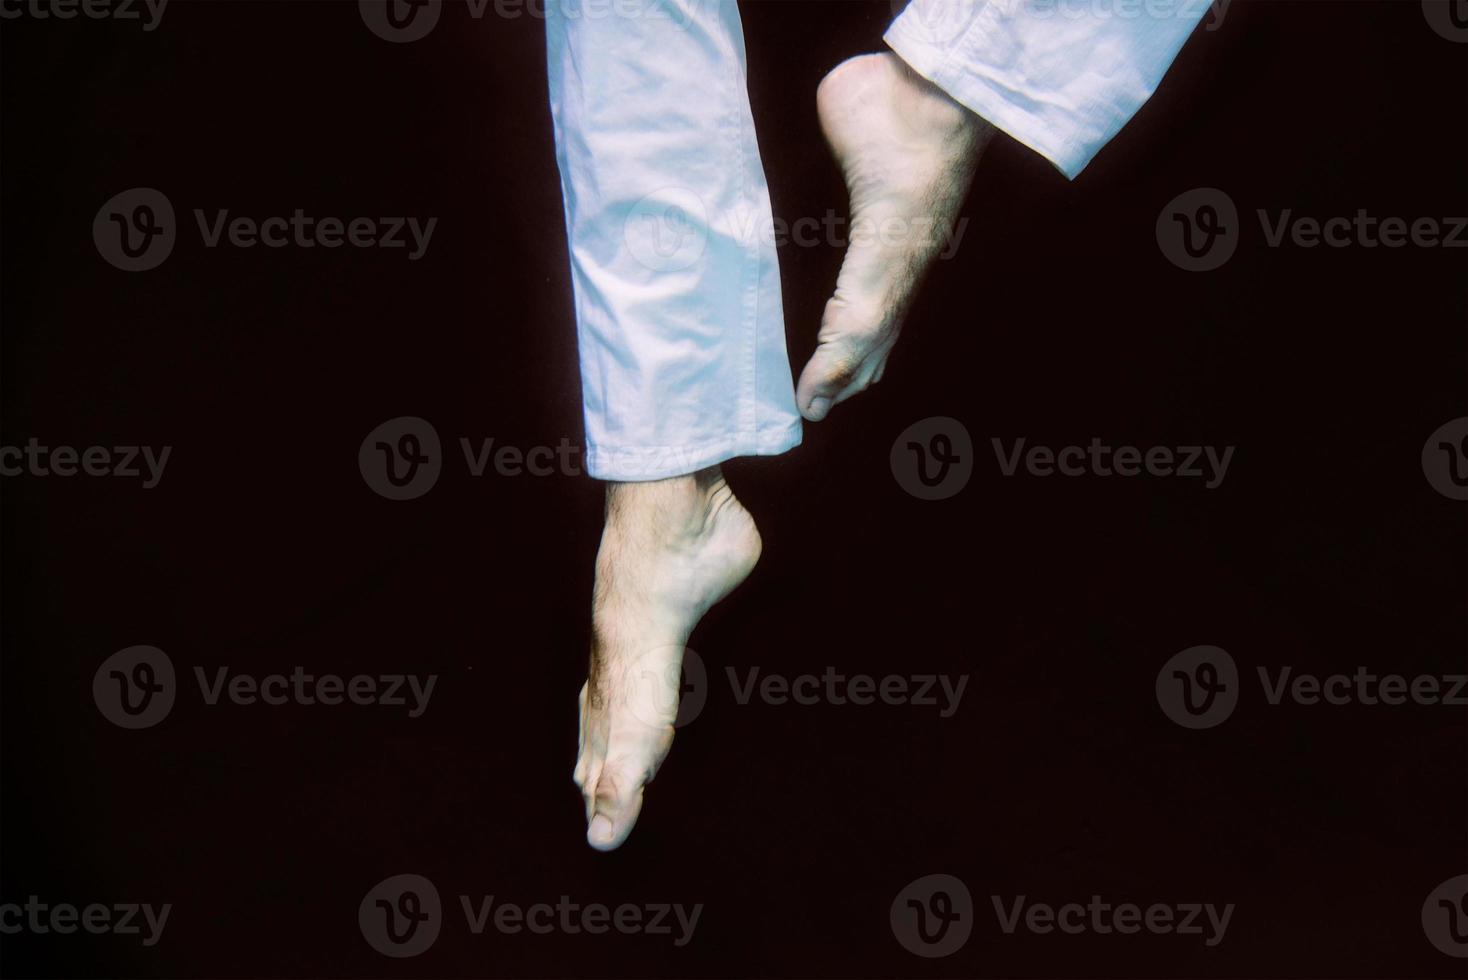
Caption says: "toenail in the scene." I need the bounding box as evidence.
[588,814,615,846]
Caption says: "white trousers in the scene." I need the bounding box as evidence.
[546,0,1210,481]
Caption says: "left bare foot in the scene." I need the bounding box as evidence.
[797,52,993,421]
[575,466,761,851]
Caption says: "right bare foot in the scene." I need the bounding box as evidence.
[574,467,761,851]
[796,52,994,421]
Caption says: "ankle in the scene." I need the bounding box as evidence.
[605,467,726,546]
[878,53,985,149]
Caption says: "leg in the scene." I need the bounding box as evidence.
[575,466,760,851]
[546,0,796,850]
[796,52,993,420]
[797,0,1210,420]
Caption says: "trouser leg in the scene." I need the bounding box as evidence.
[884,0,1212,178]
[546,0,802,481]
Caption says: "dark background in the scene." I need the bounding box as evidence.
[2,0,1465,976]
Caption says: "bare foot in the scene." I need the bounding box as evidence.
[797,52,994,421]
[574,466,761,851]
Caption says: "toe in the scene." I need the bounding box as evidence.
[797,337,888,420]
[796,342,860,421]
[585,756,652,851]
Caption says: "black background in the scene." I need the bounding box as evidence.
[2,0,1465,976]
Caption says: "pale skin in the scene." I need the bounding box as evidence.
[575,52,998,851]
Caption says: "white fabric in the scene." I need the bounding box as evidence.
[885,0,1211,178]
[545,0,802,481]
[546,0,1208,481]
